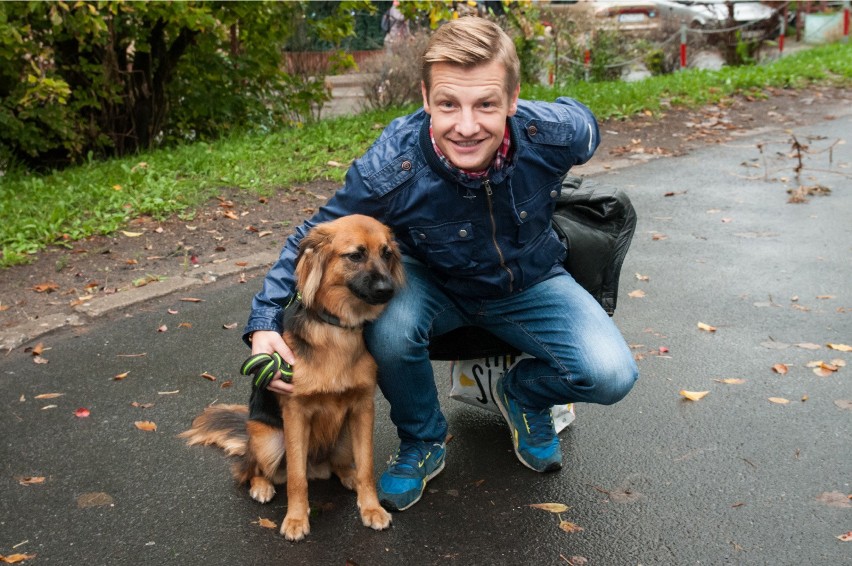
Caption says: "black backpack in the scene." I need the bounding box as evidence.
[428,174,637,360]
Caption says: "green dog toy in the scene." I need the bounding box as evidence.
[240,352,294,388]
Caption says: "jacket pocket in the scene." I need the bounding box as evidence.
[408,220,479,273]
[516,182,559,244]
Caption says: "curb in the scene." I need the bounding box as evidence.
[1,250,279,352]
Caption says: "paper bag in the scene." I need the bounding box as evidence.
[449,354,575,433]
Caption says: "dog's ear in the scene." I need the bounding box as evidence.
[384,226,406,289]
[295,225,332,307]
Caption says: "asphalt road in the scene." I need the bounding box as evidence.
[2,108,850,565]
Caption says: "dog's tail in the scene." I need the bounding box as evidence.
[180,404,249,457]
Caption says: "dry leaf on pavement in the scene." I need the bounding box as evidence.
[134,421,157,432]
[680,390,709,401]
[771,364,789,374]
[827,343,851,352]
[529,503,570,513]
[697,322,717,332]
[768,397,790,405]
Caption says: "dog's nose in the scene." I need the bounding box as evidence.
[368,278,395,304]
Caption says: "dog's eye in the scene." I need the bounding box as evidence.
[381,246,393,260]
[345,250,366,263]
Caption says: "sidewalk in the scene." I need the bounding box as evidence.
[1,102,850,565]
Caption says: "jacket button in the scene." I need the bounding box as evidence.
[550,190,558,198]
[519,211,528,219]
[418,232,426,240]
[401,160,412,171]
[458,229,468,238]
[527,125,538,136]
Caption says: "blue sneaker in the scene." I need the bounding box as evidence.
[377,441,446,511]
[492,375,562,472]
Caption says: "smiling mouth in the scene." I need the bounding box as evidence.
[451,139,482,148]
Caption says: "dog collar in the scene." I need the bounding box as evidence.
[286,293,362,331]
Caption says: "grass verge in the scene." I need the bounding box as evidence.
[1,42,850,268]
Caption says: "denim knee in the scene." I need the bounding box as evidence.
[589,357,639,405]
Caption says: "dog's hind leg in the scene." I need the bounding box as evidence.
[244,420,285,504]
[329,426,357,491]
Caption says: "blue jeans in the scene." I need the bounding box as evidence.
[365,259,639,444]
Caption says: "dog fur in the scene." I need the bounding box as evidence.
[181,214,404,541]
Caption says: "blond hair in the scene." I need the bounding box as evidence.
[421,17,520,97]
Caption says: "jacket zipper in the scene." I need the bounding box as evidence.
[482,179,514,293]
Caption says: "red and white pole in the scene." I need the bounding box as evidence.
[680,24,687,69]
[843,1,850,43]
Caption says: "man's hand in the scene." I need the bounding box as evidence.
[250,330,295,394]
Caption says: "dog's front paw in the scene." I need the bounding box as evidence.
[360,506,392,531]
[281,515,310,541]
[249,477,275,503]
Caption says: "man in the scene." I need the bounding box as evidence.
[244,17,638,512]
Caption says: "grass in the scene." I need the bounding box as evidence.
[1,41,850,268]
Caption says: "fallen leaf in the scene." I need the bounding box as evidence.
[18,476,46,486]
[834,400,852,410]
[34,393,63,399]
[815,491,851,508]
[113,371,129,381]
[0,553,37,563]
[201,372,217,381]
[222,210,239,220]
[220,380,233,388]
[768,397,790,405]
[167,309,179,315]
[178,322,193,329]
[157,324,167,332]
[30,342,45,356]
[120,231,143,238]
[74,407,90,417]
[658,346,670,354]
[255,517,278,529]
[771,364,789,374]
[714,378,746,385]
[697,322,717,332]
[32,355,48,365]
[558,520,584,533]
[827,343,852,352]
[258,231,273,238]
[158,390,180,395]
[627,289,646,298]
[235,261,248,267]
[528,502,570,513]
[635,273,650,281]
[31,282,59,293]
[116,352,147,358]
[223,322,238,330]
[838,531,852,542]
[795,342,821,350]
[134,421,157,432]
[180,297,204,303]
[76,491,114,508]
[680,390,709,401]
[651,233,668,241]
[130,401,154,408]
[815,295,834,300]
[41,405,57,410]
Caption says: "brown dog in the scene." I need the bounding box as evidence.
[181,214,404,541]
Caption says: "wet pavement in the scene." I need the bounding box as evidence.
[2,103,850,565]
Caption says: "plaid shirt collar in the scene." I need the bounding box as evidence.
[429,120,511,181]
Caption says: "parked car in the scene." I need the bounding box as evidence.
[541,0,709,37]
[676,1,783,39]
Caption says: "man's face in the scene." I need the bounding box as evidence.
[422,60,520,172]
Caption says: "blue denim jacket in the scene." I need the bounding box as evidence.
[244,97,600,343]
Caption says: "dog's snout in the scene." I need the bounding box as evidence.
[348,270,396,305]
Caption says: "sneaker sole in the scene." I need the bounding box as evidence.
[379,459,446,512]
[491,378,562,474]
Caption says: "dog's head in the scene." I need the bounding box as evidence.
[295,215,404,326]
